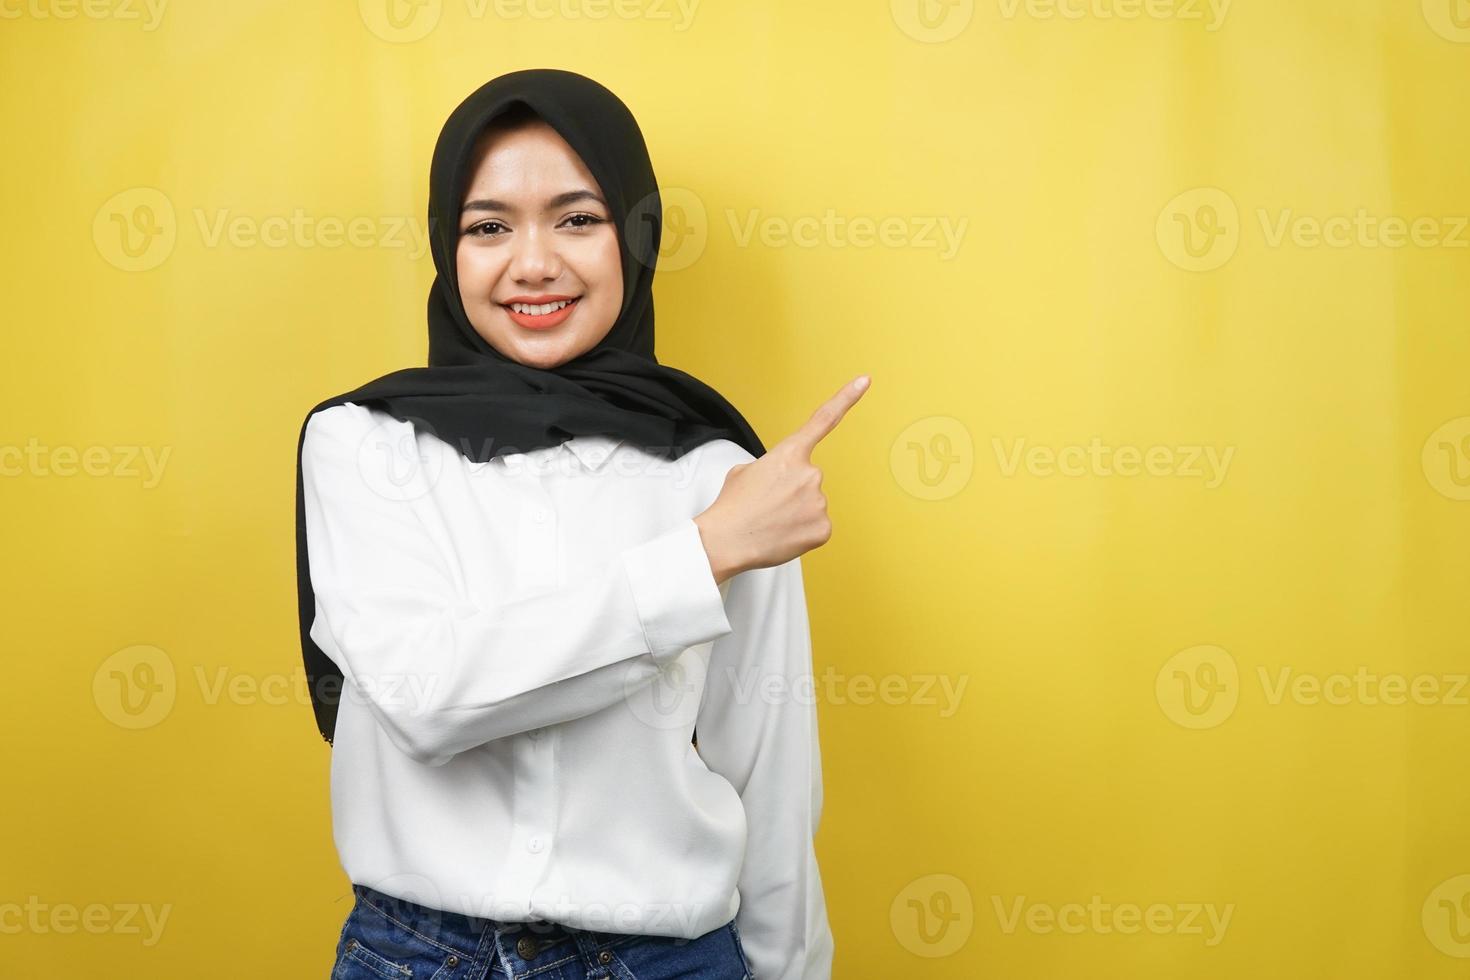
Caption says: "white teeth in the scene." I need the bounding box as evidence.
[509,299,574,315]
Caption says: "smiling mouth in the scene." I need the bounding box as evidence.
[505,298,578,315]
[500,296,581,330]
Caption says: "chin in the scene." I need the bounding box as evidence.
[512,342,575,370]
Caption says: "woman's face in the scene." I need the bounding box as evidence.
[455,118,623,369]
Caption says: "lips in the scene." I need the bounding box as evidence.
[501,296,580,331]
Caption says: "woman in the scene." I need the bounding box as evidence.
[293,68,867,979]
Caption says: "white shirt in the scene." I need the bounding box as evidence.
[301,400,833,980]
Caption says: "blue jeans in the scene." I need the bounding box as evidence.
[330,883,754,979]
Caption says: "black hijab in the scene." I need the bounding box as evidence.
[294,68,765,746]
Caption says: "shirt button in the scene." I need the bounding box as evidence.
[532,507,549,523]
[528,836,544,853]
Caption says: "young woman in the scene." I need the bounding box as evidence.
[292,68,868,980]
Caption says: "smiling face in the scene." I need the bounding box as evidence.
[455,112,624,369]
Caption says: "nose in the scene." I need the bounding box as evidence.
[508,224,562,285]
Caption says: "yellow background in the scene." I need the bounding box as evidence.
[3,0,1469,976]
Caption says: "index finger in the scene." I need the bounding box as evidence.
[787,375,871,457]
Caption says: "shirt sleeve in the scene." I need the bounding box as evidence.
[300,405,734,766]
[694,555,835,980]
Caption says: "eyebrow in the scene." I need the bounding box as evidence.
[461,189,606,215]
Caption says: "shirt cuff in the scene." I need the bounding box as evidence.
[621,517,735,665]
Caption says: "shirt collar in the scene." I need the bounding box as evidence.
[483,434,625,473]
[562,434,624,472]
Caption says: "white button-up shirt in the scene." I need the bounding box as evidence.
[301,401,833,980]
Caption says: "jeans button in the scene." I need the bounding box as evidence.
[598,950,613,964]
[517,935,539,959]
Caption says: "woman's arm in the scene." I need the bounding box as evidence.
[693,555,835,980]
[301,405,734,766]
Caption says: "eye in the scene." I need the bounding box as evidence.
[561,213,606,230]
[465,220,508,237]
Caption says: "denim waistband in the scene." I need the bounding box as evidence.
[350,882,639,965]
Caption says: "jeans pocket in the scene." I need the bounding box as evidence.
[331,896,465,980]
[600,923,748,980]
[333,935,413,980]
